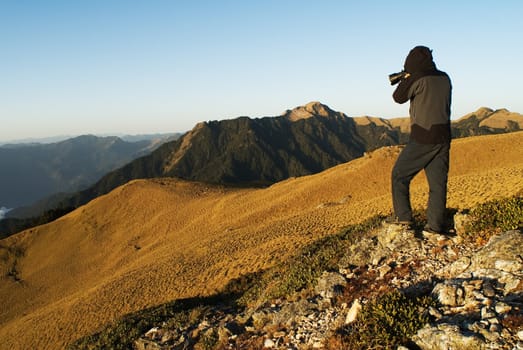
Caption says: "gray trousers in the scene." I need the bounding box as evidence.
[391,141,450,231]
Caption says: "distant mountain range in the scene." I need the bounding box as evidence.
[0,133,178,209]
[1,102,521,237]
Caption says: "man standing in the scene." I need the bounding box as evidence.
[388,46,453,235]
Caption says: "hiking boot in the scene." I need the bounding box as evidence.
[422,224,457,237]
[384,216,413,227]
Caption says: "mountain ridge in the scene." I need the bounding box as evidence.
[2,102,522,234]
[0,134,177,209]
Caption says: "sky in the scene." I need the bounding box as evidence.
[1,0,522,143]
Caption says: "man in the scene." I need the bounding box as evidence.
[388,45,453,235]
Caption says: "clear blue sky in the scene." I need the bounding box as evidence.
[1,0,522,142]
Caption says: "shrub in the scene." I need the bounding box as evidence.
[333,290,434,349]
[464,195,523,240]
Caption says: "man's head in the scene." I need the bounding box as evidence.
[404,46,436,73]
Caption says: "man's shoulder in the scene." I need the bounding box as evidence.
[418,73,451,86]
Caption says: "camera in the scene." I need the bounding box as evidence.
[388,71,409,85]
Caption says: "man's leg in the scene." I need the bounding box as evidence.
[391,143,424,222]
[391,142,443,222]
[424,142,450,232]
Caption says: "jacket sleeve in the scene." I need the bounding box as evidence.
[392,78,413,104]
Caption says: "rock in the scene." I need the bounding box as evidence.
[495,259,523,273]
[503,277,522,294]
[412,324,485,350]
[438,256,471,277]
[144,327,162,340]
[494,301,511,314]
[315,271,347,298]
[263,338,275,348]
[453,212,470,236]
[480,306,496,319]
[378,223,404,246]
[428,306,443,319]
[481,280,496,297]
[134,338,162,350]
[377,264,392,278]
[345,299,361,324]
[272,331,286,338]
[432,282,464,307]
[132,230,523,350]
[470,230,523,271]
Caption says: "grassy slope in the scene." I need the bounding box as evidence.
[0,131,522,349]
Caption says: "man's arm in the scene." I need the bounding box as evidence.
[392,74,413,104]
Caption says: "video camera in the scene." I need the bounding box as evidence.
[388,71,409,85]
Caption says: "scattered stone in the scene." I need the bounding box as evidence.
[133,229,523,350]
[345,299,361,324]
[263,338,275,348]
[377,264,392,278]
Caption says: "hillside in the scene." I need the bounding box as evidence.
[0,131,522,349]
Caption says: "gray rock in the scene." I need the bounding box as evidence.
[433,282,464,307]
[315,271,347,299]
[134,338,162,350]
[470,230,523,271]
[412,324,485,350]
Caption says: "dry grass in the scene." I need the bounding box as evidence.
[0,132,522,349]
[478,109,523,129]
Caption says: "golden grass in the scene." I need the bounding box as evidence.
[478,109,523,129]
[0,132,522,349]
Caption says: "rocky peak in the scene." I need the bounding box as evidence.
[458,107,495,122]
[283,101,338,121]
[162,122,206,173]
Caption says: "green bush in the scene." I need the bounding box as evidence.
[335,290,434,349]
[465,195,523,235]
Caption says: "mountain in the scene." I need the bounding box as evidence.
[0,134,176,209]
[355,106,523,138]
[2,102,407,222]
[452,107,523,137]
[3,102,522,231]
[0,131,522,349]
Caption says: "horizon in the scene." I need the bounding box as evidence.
[0,103,516,145]
[1,0,522,142]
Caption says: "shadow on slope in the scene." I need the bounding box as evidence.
[67,195,522,349]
